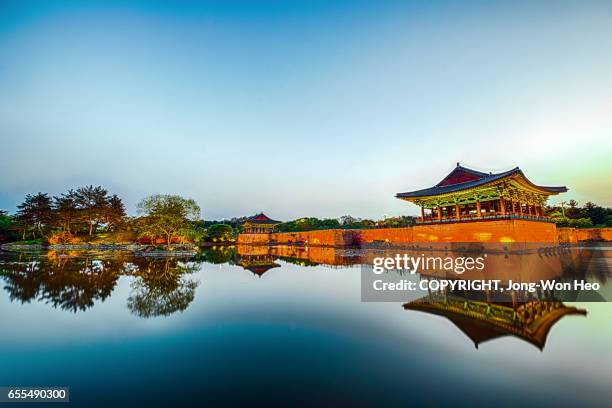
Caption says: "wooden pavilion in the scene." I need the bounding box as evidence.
[396,163,567,224]
[242,213,282,234]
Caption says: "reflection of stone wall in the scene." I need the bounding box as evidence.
[237,233,271,245]
[557,227,578,243]
[269,245,360,266]
[557,227,612,243]
[576,228,612,242]
[237,221,610,247]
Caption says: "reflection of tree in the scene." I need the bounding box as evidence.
[127,257,199,318]
[201,246,236,264]
[1,253,205,315]
[0,254,42,303]
[1,253,121,312]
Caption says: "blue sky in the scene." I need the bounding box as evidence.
[1,0,611,220]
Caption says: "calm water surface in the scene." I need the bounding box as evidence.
[1,245,611,407]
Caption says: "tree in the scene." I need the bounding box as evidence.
[339,215,359,227]
[377,216,414,228]
[74,185,110,236]
[136,194,201,246]
[583,202,607,226]
[51,186,127,236]
[206,224,234,242]
[52,190,79,234]
[566,199,581,219]
[104,194,127,231]
[16,193,53,240]
[0,210,18,243]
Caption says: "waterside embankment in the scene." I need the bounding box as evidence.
[238,220,611,247]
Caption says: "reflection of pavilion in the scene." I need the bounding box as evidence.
[404,293,586,350]
[238,254,280,277]
[236,244,361,269]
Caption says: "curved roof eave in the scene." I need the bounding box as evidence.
[396,167,567,199]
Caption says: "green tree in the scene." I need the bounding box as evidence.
[16,192,53,239]
[0,210,10,228]
[104,194,127,231]
[0,210,18,243]
[377,216,414,228]
[583,202,607,226]
[206,224,234,242]
[339,215,359,227]
[566,199,581,218]
[52,190,80,234]
[74,185,110,236]
[137,194,201,246]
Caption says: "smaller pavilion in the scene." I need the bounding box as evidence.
[242,213,282,234]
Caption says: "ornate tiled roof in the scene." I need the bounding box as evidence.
[245,213,281,224]
[396,163,567,199]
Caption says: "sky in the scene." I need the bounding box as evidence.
[0,0,611,220]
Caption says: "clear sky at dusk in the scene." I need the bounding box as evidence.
[1,0,611,220]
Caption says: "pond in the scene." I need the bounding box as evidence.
[0,245,611,407]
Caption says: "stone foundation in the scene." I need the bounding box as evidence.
[238,221,610,247]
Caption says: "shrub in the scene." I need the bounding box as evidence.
[568,218,593,228]
[47,231,82,244]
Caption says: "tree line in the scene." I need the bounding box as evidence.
[545,200,612,228]
[0,187,205,246]
[12,186,127,240]
[275,215,415,232]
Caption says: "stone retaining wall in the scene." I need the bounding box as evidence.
[238,220,611,246]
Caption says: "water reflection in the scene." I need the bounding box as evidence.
[1,251,121,312]
[0,244,610,345]
[0,251,200,317]
[127,257,200,318]
[404,291,587,350]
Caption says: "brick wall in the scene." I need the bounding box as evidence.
[238,222,610,246]
[361,220,557,244]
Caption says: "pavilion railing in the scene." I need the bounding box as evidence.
[415,213,551,225]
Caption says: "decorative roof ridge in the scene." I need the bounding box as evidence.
[433,162,518,187]
[245,212,281,224]
[395,166,567,199]
[434,163,490,187]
